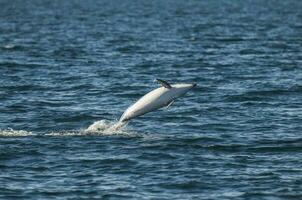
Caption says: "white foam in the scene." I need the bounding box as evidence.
[3,44,15,49]
[45,130,84,136]
[0,120,135,137]
[0,128,35,137]
[84,119,130,135]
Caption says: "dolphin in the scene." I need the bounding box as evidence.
[119,79,196,122]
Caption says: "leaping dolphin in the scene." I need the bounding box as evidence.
[119,79,196,122]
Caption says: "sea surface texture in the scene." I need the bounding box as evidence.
[1,0,302,199]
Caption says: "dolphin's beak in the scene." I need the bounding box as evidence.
[192,83,197,88]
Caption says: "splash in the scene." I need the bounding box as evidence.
[0,120,132,137]
[84,119,129,135]
[45,120,131,136]
[0,128,35,137]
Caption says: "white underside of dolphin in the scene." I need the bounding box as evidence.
[119,79,196,122]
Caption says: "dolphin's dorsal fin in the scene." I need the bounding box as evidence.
[156,79,172,89]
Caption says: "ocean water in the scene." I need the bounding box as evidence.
[1,0,302,199]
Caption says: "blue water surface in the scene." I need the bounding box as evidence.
[1,0,302,199]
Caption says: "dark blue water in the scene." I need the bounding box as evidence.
[1,0,302,199]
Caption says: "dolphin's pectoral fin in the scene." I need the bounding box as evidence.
[156,79,172,89]
[165,100,174,109]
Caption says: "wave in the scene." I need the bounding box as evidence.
[225,85,302,102]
